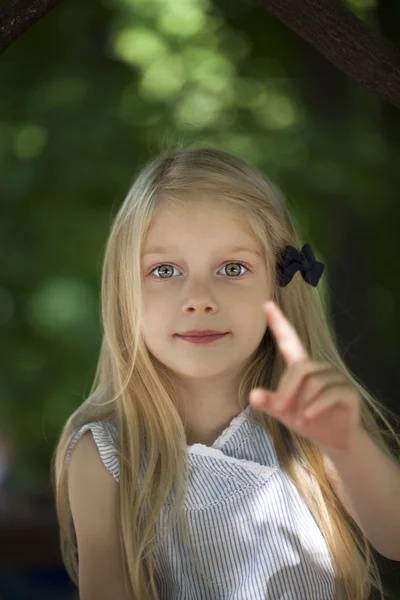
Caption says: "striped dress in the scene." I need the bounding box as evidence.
[67,405,336,599]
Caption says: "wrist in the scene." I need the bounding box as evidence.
[317,425,367,462]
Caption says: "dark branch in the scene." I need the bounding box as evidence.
[0,0,63,56]
[256,0,400,108]
[1,0,399,108]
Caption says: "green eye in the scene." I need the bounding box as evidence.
[150,261,249,279]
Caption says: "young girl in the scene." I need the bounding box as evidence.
[52,146,400,600]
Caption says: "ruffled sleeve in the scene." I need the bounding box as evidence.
[66,417,120,482]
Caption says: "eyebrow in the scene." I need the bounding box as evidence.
[142,244,263,258]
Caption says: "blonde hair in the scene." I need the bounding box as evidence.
[52,145,400,599]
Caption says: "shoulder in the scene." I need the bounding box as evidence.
[67,428,120,540]
[67,417,120,482]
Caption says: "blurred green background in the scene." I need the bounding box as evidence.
[0,0,399,597]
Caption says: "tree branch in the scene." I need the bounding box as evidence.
[0,0,63,56]
[256,0,400,108]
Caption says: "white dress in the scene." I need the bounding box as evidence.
[67,405,336,599]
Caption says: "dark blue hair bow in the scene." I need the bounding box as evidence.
[278,244,324,288]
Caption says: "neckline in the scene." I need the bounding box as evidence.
[186,404,253,453]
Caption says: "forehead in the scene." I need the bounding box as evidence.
[143,201,256,246]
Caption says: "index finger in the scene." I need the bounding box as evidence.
[264,301,308,366]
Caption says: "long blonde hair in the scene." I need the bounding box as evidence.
[52,145,400,599]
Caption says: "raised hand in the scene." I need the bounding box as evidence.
[250,301,362,453]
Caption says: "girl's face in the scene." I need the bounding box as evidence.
[140,201,272,381]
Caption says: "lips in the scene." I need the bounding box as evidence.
[176,330,227,337]
[175,332,229,344]
[181,334,223,338]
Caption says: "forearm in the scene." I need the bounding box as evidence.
[323,428,400,561]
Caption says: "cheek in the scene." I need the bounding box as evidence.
[142,295,171,336]
[236,305,267,343]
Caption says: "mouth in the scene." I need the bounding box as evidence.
[174,333,229,344]
[175,330,229,337]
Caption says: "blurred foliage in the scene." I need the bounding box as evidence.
[0,0,399,497]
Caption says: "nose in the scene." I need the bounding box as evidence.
[181,284,218,314]
[180,269,224,313]
[183,300,217,313]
